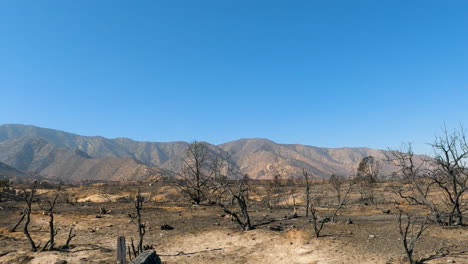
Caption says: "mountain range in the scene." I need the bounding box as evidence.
[0,124,409,182]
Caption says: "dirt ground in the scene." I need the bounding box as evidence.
[0,182,467,264]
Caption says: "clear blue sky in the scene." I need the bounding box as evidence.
[1,1,467,154]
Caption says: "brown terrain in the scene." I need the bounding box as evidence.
[0,124,426,181]
[0,124,466,264]
[0,181,466,264]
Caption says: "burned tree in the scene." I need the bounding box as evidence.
[289,188,298,217]
[329,174,344,205]
[396,208,430,264]
[134,190,146,254]
[357,156,380,183]
[9,208,27,232]
[208,152,253,230]
[430,126,468,225]
[60,227,76,250]
[308,199,326,238]
[303,169,312,217]
[215,181,253,230]
[394,208,458,264]
[328,175,353,223]
[40,193,59,251]
[389,144,441,223]
[356,156,379,204]
[265,171,283,210]
[127,189,146,257]
[22,182,38,252]
[175,141,212,205]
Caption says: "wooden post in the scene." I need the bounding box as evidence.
[117,236,126,264]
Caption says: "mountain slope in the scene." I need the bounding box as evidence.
[0,161,27,179]
[0,136,165,181]
[0,124,188,167]
[219,138,396,179]
[0,124,421,180]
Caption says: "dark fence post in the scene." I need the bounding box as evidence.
[117,236,126,264]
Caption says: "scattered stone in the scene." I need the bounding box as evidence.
[218,214,226,218]
[368,235,375,239]
[160,224,174,230]
[95,215,102,218]
[105,224,113,227]
[447,260,455,263]
[382,209,391,214]
[269,226,283,231]
[55,261,67,264]
[345,218,353,224]
[214,222,220,226]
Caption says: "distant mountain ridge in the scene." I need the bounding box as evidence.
[0,124,417,181]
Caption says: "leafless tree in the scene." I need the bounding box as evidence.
[175,141,212,205]
[329,176,353,223]
[357,156,380,183]
[309,200,326,238]
[60,227,76,250]
[214,180,253,230]
[289,189,298,217]
[9,208,27,232]
[329,174,344,205]
[394,208,464,264]
[430,126,468,225]
[356,156,379,204]
[208,152,253,230]
[128,190,146,255]
[22,181,38,252]
[303,169,311,217]
[388,144,441,223]
[265,171,283,210]
[396,208,430,264]
[40,193,59,251]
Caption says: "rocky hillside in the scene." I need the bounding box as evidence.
[0,135,167,181]
[0,124,418,181]
[219,138,399,179]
